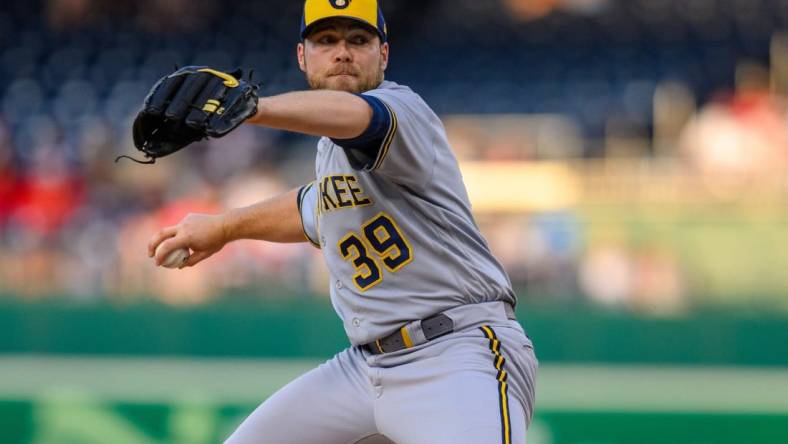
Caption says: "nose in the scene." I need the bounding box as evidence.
[334,40,352,63]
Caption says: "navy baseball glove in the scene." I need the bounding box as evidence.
[122,66,259,164]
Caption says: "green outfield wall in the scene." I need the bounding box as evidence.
[2,358,788,444]
[1,298,787,365]
[4,400,787,444]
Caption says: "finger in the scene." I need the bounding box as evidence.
[148,226,178,258]
[144,74,187,117]
[181,250,213,268]
[164,72,211,121]
[185,77,226,130]
[154,237,190,266]
[207,83,257,137]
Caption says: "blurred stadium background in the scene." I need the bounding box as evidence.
[2,0,788,443]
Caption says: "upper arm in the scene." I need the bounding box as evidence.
[330,94,394,170]
[334,88,438,190]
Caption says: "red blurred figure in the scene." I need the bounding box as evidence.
[11,145,84,235]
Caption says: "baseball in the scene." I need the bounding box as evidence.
[155,244,190,269]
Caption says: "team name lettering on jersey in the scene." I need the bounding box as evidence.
[319,174,373,213]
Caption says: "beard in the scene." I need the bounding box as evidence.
[305,63,384,94]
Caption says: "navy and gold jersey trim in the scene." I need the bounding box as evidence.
[296,183,321,248]
[331,94,395,171]
[480,325,512,444]
[368,101,397,171]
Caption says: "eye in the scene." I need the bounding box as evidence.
[316,34,338,44]
[349,34,370,45]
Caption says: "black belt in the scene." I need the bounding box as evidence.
[362,302,517,355]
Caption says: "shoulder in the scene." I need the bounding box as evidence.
[367,80,414,95]
[364,81,426,106]
[363,81,437,122]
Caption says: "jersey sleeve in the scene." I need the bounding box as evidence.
[358,87,439,190]
[296,182,320,248]
[330,94,391,170]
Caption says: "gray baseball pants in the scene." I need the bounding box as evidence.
[225,314,537,444]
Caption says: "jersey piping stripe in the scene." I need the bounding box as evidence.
[480,325,511,444]
[296,183,321,248]
[369,102,398,171]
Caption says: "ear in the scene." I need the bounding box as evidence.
[297,42,307,73]
[380,42,389,71]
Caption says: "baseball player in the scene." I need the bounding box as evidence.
[142,1,537,443]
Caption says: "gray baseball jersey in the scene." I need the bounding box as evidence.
[226,81,538,444]
[298,80,516,346]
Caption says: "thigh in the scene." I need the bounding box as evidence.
[378,368,526,444]
[375,325,534,444]
[492,320,539,427]
[224,348,379,444]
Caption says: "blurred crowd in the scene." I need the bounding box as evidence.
[2,0,788,311]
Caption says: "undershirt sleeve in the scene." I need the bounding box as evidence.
[296,182,320,248]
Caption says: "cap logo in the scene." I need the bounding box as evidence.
[329,0,351,9]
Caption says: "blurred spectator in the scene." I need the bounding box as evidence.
[579,242,685,314]
[12,141,84,235]
[679,62,788,196]
[0,0,787,314]
[0,120,17,228]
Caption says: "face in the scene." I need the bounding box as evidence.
[298,18,389,94]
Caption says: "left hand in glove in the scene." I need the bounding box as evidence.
[124,66,259,164]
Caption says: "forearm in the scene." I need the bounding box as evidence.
[247,90,372,139]
[223,188,306,244]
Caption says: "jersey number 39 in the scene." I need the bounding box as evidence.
[338,212,413,291]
